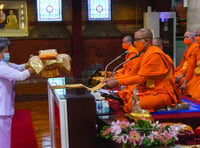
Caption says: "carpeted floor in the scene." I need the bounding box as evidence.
[11,109,38,148]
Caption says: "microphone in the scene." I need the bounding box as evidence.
[104,50,128,80]
[112,52,142,77]
[120,50,129,57]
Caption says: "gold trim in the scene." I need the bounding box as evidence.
[51,81,105,92]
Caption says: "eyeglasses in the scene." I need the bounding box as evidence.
[195,34,200,37]
[134,37,150,41]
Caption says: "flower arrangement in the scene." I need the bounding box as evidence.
[100,118,179,148]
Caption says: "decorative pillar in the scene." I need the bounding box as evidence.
[72,0,83,78]
[187,0,200,31]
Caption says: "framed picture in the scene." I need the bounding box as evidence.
[0,1,28,37]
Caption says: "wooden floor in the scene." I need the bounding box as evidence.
[15,100,51,148]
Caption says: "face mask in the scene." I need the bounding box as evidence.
[122,43,130,50]
[134,41,144,52]
[2,53,10,62]
[184,38,192,45]
[195,37,200,44]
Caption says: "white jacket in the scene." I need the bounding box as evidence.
[0,61,30,116]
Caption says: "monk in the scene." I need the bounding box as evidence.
[152,38,175,77]
[106,35,138,114]
[153,37,164,49]
[174,31,198,93]
[114,35,138,77]
[112,35,139,113]
[153,38,181,99]
[105,28,178,113]
[180,27,200,101]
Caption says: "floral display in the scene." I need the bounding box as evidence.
[100,118,179,148]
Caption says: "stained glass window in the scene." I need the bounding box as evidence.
[88,0,111,21]
[37,0,62,21]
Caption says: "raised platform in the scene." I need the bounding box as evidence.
[97,97,200,130]
[152,98,200,129]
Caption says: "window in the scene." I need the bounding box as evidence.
[37,0,62,21]
[88,0,111,21]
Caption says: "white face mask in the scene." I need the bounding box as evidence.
[2,52,10,62]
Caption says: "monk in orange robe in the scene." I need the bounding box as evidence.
[105,28,178,113]
[174,31,198,93]
[152,38,175,77]
[180,28,200,101]
[112,35,139,113]
[114,35,138,77]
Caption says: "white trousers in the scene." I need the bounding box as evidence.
[0,116,13,148]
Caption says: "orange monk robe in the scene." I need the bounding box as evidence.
[114,45,138,77]
[174,42,199,85]
[117,46,178,113]
[114,55,141,113]
[164,54,175,76]
[185,46,200,101]
[113,45,139,113]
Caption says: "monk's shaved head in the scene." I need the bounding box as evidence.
[153,38,163,49]
[195,27,200,36]
[138,28,153,39]
[184,31,195,42]
[123,35,133,42]
[135,28,153,45]
[196,27,200,32]
[153,38,162,46]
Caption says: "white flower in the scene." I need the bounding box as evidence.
[122,134,129,143]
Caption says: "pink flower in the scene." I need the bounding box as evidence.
[110,120,130,135]
[148,134,155,142]
[159,131,174,144]
[128,130,141,146]
[102,127,111,135]
[118,120,130,129]
[110,124,122,135]
[100,119,179,147]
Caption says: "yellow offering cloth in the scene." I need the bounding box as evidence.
[27,53,71,78]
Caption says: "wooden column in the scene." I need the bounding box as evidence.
[72,0,83,78]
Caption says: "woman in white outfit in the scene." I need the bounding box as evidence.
[0,38,35,148]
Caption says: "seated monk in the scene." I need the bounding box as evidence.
[174,31,198,95]
[105,28,179,113]
[114,35,138,77]
[152,38,175,78]
[180,27,200,101]
[112,35,139,113]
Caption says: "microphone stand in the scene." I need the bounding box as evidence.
[104,51,128,80]
[112,52,142,77]
[104,51,128,89]
[109,52,142,98]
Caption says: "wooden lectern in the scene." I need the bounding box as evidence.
[48,77,96,148]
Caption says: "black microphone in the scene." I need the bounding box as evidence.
[112,52,142,77]
[104,50,128,80]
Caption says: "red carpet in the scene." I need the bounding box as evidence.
[11,110,38,148]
